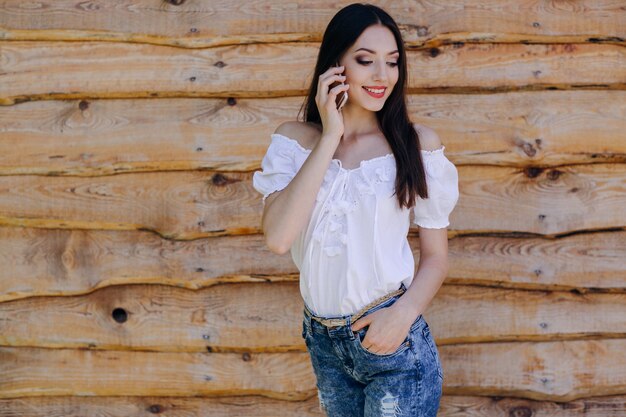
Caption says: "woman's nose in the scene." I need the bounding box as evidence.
[373,62,388,82]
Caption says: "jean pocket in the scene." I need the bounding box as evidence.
[354,327,411,358]
[421,324,444,379]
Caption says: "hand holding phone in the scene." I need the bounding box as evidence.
[315,62,349,139]
[328,61,348,110]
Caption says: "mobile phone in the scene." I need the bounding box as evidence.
[329,61,348,110]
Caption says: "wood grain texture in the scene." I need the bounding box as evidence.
[450,163,626,234]
[447,231,626,291]
[440,338,626,402]
[1,42,625,104]
[1,394,625,417]
[0,164,623,237]
[0,92,624,175]
[0,346,316,400]
[1,0,624,409]
[0,0,623,47]
[0,282,624,350]
[0,228,623,303]
[1,338,625,401]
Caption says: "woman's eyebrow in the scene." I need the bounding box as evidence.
[354,47,399,55]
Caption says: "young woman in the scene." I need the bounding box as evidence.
[253,3,459,416]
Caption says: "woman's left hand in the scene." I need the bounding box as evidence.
[350,303,418,355]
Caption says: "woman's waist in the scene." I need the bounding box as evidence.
[302,279,409,318]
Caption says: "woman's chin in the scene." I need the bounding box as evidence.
[347,99,386,112]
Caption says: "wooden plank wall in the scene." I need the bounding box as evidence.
[1,1,625,415]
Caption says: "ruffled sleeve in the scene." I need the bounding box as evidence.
[252,134,297,205]
[412,146,459,228]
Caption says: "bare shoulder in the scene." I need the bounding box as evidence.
[413,123,443,151]
[274,121,322,150]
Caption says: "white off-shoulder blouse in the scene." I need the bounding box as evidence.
[253,133,459,316]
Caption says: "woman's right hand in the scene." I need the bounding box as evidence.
[315,65,350,139]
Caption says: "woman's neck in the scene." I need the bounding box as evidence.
[340,104,380,140]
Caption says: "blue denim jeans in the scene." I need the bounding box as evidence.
[302,289,443,416]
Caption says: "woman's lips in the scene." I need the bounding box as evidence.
[362,86,386,98]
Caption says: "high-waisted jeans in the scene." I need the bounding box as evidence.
[301,285,443,416]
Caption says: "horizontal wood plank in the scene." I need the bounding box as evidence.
[0,346,316,399]
[0,164,623,236]
[0,228,623,302]
[439,338,626,401]
[1,282,624,349]
[1,394,625,417]
[1,42,624,104]
[447,231,626,291]
[2,338,625,401]
[0,0,623,47]
[0,92,624,174]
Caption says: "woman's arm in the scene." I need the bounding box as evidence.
[394,124,450,317]
[393,227,449,319]
[261,122,341,254]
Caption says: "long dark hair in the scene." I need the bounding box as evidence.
[297,3,428,210]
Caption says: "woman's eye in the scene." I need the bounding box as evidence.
[357,59,398,67]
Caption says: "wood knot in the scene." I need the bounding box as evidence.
[147,404,165,414]
[78,100,89,111]
[519,141,537,157]
[523,167,543,178]
[509,406,533,417]
[546,169,562,180]
[165,0,185,5]
[428,47,440,58]
[211,173,229,186]
[242,352,251,361]
[227,97,237,106]
[112,308,128,323]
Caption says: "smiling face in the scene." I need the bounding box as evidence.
[338,24,400,112]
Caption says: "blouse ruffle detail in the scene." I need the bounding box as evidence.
[252,135,297,205]
[412,146,459,228]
